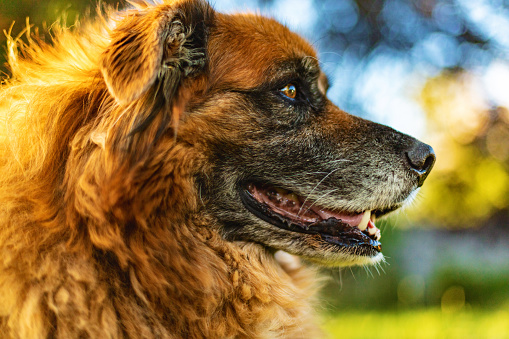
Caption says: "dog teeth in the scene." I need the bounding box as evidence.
[358,210,371,231]
[367,220,381,240]
[367,222,376,235]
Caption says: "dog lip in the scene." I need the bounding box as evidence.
[372,205,401,219]
[239,183,382,252]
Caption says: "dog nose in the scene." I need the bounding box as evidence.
[405,142,436,187]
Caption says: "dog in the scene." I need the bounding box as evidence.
[0,0,435,337]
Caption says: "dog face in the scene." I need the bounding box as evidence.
[100,0,435,267]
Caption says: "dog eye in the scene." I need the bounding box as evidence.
[279,84,297,99]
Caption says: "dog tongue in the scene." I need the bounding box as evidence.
[310,207,364,226]
[248,184,364,226]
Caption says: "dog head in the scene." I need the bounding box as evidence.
[95,0,435,267]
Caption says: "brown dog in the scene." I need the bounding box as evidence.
[0,0,435,337]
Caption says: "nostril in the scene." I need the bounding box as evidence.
[406,143,435,171]
[406,143,436,187]
[422,153,435,172]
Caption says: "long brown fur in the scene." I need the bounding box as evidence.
[0,0,436,337]
[0,1,322,338]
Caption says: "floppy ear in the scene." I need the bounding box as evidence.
[100,0,214,105]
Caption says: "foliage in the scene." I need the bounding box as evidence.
[411,71,509,228]
[0,0,117,76]
[323,307,509,339]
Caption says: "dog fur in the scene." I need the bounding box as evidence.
[0,0,434,337]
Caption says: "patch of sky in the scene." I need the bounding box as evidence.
[351,48,428,138]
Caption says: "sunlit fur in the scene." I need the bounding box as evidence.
[0,2,322,338]
[0,0,431,337]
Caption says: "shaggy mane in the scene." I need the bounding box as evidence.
[0,2,321,338]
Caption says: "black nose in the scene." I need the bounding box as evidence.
[406,142,436,187]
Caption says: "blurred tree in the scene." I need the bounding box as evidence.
[414,71,509,228]
[0,0,118,76]
[317,0,492,69]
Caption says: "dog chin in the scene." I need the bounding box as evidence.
[267,232,386,268]
[304,249,385,267]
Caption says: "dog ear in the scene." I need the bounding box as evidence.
[100,0,214,105]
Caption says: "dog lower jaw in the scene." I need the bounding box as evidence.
[274,249,384,273]
[306,249,385,267]
[237,183,386,267]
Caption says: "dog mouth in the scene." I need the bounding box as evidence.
[239,183,384,252]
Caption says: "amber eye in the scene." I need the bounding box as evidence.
[280,84,297,99]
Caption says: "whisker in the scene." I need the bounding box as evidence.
[363,265,374,278]
[348,266,356,281]
[298,167,342,215]
[323,158,352,165]
[373,263,381,276]
[299,188,339,216]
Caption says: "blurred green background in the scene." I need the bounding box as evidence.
[1,0,509,338]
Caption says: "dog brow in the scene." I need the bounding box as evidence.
[318,72,329,95]
[302,56,329,94]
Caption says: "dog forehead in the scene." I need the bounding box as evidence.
[207,12,319,89]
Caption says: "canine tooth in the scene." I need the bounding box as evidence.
[375,229,381,241]
[368,219,382,240]
[369,224,381,240]
[358,210,371,231]
[368,221,377,235]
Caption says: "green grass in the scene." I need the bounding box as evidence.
[322,308,509,339]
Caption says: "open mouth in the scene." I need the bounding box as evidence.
[240,183,384,253]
